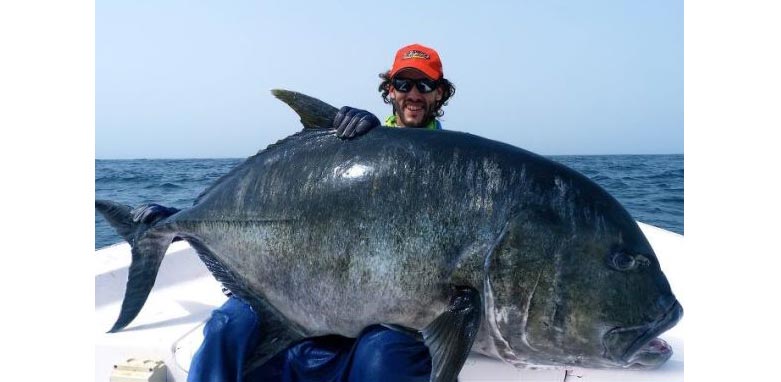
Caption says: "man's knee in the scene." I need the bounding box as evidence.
[349,326,431,382]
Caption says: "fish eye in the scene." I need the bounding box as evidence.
[609,252,637,271]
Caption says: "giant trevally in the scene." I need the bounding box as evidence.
[96,90,683,382]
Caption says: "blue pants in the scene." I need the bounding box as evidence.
[188,297,432,382]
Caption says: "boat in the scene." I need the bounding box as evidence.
[95,222,684,381]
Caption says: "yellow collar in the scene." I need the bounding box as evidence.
[384,115,442,130]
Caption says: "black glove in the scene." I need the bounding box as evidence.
[131,203,180,225]
[333,106,380,139]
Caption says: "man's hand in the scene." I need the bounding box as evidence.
[130,203,180,225]
[333,106,380,139]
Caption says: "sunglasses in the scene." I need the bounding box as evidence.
[391,77,439,94]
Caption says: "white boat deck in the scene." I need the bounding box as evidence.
[95,222,684,381]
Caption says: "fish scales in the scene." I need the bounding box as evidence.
[173,128,529,336]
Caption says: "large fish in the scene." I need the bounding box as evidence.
[96,90,683,382]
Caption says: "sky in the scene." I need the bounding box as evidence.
[96,1,682,159]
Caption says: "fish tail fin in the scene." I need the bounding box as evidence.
[95,200,180,244]
[95,200,136,242]
[95,200,180,332]
[271,89,339,129]
[108,230,175,332]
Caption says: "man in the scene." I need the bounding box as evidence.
[334,43,455,137]
[189,43,455,382]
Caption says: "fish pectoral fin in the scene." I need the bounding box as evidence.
[422,286,482,382]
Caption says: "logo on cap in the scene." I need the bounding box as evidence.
[403,50,431,60]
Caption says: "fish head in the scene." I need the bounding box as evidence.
[484,203,683,370]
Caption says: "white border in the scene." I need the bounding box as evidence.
[0,1,94,380]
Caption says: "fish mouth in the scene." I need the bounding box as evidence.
[603,300,683,369]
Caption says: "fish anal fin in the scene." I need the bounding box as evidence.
[184,237,250,302]
[422,286,482,382]
[182,236,305,374]
[243,304,305,375]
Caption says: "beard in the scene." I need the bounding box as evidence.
[392,98,437,128]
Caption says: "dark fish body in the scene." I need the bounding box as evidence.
[183,128,544,333]
[96,91,682,381]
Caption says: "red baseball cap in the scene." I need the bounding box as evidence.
[389,43,443,80]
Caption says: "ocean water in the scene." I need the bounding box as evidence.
[95,154,683,249]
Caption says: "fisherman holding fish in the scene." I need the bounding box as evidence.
[188,43,457,382]
[100,40,682,382]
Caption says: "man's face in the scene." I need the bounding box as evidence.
[389,69,444,127]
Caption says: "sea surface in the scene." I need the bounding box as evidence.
[95,154,683,249]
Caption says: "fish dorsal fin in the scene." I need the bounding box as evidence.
[271,89,339,129]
